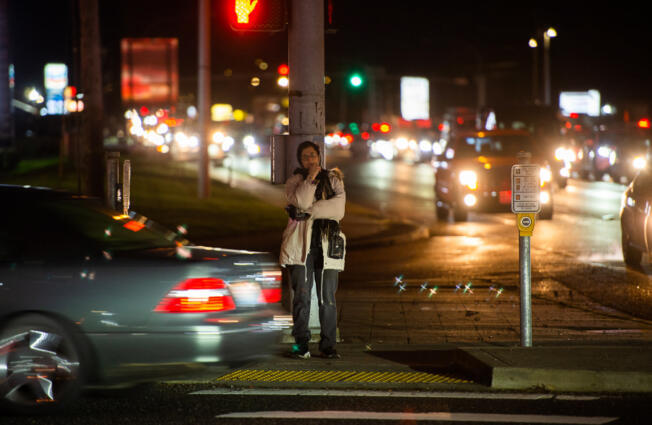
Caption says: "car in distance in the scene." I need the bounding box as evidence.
[620,169,652,266]
[0,185,286,413]
[434,130,554,221]
[598,124,651,184]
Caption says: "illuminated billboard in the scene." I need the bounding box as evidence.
[44,63,68,115]
[559,90,601,117]
[400,76,430,121]
[121,38,179,106]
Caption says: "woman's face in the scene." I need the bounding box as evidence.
[300,146,320,169]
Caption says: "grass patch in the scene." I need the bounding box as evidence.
[1,154,286,242]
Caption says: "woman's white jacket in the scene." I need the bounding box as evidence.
[279,169,346,271]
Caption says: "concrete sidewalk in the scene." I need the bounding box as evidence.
[180,343,652,394]
[201,164,652,394]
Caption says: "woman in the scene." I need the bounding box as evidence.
[280,141,346,359]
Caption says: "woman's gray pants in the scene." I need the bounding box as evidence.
[288,249,339,352]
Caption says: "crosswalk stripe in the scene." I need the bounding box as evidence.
[215,410,617,423]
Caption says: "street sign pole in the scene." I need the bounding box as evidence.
[511,152,539,347]
[517,213,535,347]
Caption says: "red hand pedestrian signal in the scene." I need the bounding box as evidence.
[235,0,258,24]
[228,0,287,32]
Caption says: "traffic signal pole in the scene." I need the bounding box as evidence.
[287,0,325,170]
[197,0,211,199]
[288,0,326,336]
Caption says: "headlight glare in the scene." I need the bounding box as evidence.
[540,167,552,184]
[633,156,647,170]
[459,170,478,190]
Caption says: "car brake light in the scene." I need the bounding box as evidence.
[257,270,282,304]
[154,278,236,313]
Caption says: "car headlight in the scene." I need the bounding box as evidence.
[597,146,612,158]
[222,136,234,151]
[459,170,478,190]
[243,134,256,146]
[555,147,577,162]
[395,137,409,151]
[212,131,225,144]
[540,167,552,185]
[633,156,647,170]
[246,143,261,155]
[540,190,550,204]
[208,144,221,157]
[419,139,432,152]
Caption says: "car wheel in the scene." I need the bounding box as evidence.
[622,232,642,267]
[453,208,468,222]
[436,205,449,221]
[0,314,85,414]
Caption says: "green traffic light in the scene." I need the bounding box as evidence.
[349,73,363,87]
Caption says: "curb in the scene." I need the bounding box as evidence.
[456,346,652,393]
[347,222,431,250]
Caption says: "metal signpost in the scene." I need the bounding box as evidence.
[511,153,540,347]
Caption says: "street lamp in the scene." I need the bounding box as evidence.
[543,27,557,106]
[528,38,539,104]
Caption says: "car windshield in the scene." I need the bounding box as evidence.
[43,198,188,251]
[455,135,534,158]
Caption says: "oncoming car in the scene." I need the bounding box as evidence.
[0,185,287,413]
[620,169,652,266]
[434,130,554,221]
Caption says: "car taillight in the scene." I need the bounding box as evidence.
[257,270,282,304]
[154,278,236,313]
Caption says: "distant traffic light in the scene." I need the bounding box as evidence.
[277,63,289,75]
[277,63,289,88]
[349,73,363,88]
[228,0,287,32]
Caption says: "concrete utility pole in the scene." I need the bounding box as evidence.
[287,0,325,170]
[197,0,211,198]
[288,0,326,336]
[79,0,105,197]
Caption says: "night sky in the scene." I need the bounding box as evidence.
[8,1,652,117]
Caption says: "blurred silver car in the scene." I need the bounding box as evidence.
[0,185,286,413]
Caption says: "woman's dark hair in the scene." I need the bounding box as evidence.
[296,141,321,165]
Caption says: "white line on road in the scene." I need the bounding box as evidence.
[216,410,617,423]
[190,388,599,401]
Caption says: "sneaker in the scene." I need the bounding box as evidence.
[320,347,340,359]
[290,344,310,359]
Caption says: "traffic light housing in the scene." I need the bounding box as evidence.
[228,0,287,32]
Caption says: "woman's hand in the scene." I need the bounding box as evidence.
[307,164,321,183]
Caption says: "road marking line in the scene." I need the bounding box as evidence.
[191,388,600,401]
[215,410,617,423]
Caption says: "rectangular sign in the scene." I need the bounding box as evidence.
[400,76,430,121]
[559,89,600,117]
[121,38,178,106]
[511,164,541,213]
[44,63,68,115]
